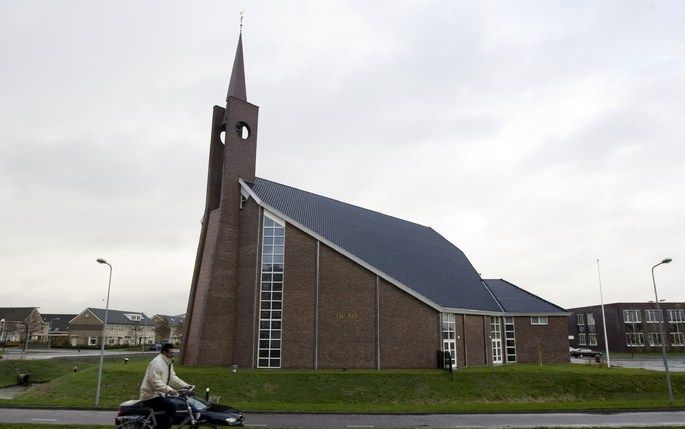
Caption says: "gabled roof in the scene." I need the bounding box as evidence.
[0,307,37,322]
[245,178,503,312]
[483,279,567,314]
[154,314,186,328]
[41,313,76,332]
[79,308,153,325]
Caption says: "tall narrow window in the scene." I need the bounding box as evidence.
[257,213,285,368]
[441,314,456,366]
[504,317,516,363]
[491,317,503,365]
[645,309,663,323]
[587,313,597,346]
[624,309,644,347]
[668,309,685,346]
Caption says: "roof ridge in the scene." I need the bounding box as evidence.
[255,176,433,230]
[481,280,506,312]
[489,279,567,312]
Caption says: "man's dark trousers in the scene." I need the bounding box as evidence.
[142,396,176,429]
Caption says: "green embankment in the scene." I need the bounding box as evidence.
[1,357,684,412]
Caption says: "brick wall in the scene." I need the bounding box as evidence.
[232,199,261,368]
[463,315,487,366]
[379,278,439,368]
[280,224,318,368]
[318,244,377,369]
[514,316,568,363]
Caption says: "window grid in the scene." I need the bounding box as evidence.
[646,333,662,346]
[491,317,502,365]
[588,333,597,346]
[626,332,644,347]
[578,333,587,346]
[668,309,685,323]
[670,318,685,346]
[671,332,685,346]
[441,314,456,366]
[645,309,663,323]
[530,316,548,325]
[586,313,595,326]
[257,215,285,369]
[504,317,516,363]
[623,309,641,323]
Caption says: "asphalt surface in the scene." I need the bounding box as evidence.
[0,349,154,360]
[1,408,685,428]
[569,356,685,372]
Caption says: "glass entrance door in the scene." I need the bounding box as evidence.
[491,317,503,365]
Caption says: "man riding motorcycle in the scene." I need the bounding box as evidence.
[140,343,193,429]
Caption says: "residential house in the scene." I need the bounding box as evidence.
[40,313,76,346]
[68,308,155,347]
[0,307,43,345]
[152,314,185,345]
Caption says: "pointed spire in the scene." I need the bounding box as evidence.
[226,32,247,102]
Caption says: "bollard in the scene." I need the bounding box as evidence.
[205,387,210,401]
[123,358,129,364]
[231,364,238,373]
[73,366,78,372]
[17,374,30,385]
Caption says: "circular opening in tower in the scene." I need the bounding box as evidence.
[236,122,250,140]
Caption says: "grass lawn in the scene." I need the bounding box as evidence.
[1,357,684,413]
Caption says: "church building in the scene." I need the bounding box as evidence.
[181,33,569,369]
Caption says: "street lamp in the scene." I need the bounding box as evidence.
[95,258,113,407]
[596,260,611,367]
[651,257,673,402]
[0,319,5,351]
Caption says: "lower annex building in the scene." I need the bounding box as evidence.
[181,33,569,369]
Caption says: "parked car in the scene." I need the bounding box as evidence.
[149,343,162,351]
[570,347,602,358]
[115,390,244,427]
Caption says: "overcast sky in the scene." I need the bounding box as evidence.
[1,1,683,317]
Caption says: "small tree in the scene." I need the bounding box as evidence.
[175,318,185,345]
[155,318,171,343]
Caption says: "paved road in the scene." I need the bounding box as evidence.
[0,349,154,361]
[1,408,685,427]
[570,356,685,372]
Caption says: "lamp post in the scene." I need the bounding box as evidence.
[651,257,673,402]
[596,260,611,367]
[0,319,5,351]
[95,258,113,407]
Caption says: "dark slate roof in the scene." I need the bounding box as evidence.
[41,314,76,332]
[248,178,502,312]
[483,279,567,314]
[0,307,37,322]
[155,314,185,328]
[84,308,153,325]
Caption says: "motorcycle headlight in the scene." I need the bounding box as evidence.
[226,417,238,423]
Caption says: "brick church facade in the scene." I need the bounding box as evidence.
[181,33,569,369]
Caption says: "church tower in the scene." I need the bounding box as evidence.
[181,32,259,365]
